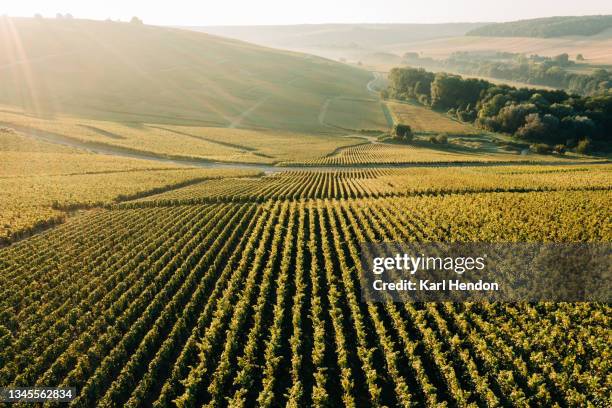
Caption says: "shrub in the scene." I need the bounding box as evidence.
[436,134,448,144]
[553,144,566,154]
[430,134,448,144]
[529,143,553,154]
[576,139,591,154]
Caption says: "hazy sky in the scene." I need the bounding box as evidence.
[3,0,612,26]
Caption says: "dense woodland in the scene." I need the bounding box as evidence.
[402,52,612,96]
[387,67,612,152]
[466,15,612,38]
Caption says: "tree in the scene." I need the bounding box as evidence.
[553,53,570,65]
[576,54,585,61]
[516,113,561,143]
[497,103,538,133]
[392,124,413,142]
[430,73,488,110]
[130,16,143,24]
[403,52,419,60]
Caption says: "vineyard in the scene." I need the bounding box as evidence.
[281,143,592,166]
[0,110,363,165]
[1,13,610,408]
[1,183,610,407]
[0,129,261,245]
[128,165,611,205]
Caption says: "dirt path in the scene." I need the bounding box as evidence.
[367,72,383,94]
[317,97,334,127]
[228,96,271,128]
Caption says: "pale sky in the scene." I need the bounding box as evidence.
[2,0,612,26]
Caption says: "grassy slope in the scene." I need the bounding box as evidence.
[0,17,374,132]
[324,98,390,131]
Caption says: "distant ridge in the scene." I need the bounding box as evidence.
[467,15,612,38]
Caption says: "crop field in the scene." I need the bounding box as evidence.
[1,188,610,407]
[283,142,589,166]
[386,101,480,135]
[323,98,391,131]
[1,14,611,408]
[385,34,612,65]
[0,129,261,245]
[127,165,612,205]
[0,110,364,164]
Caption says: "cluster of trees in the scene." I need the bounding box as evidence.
[402,51,611,96]
[466,15,612,38]
[392,124,413,142]
[388,67,612,152]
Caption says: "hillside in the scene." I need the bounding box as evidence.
[0,17,374,132]
[192,23,486,61]
[467,15,612,38]
[191,22,612,66]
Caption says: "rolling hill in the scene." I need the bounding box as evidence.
[0,17,374,132]
[467,15,612,38]
[192,23,486,61]
[191,20,612,66]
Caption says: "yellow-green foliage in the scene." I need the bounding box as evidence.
[0,110,364,164]
[387,100,480,134]
[160,125,364,163]
[285,142,580,166]
[0,192,609,406]
[1,130,183,176]
[0,168,259,245]
[132,164,611,204]
[0,130,261,244]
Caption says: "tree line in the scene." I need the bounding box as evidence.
[466,15,612,38]
[386,67,612,152]
[402,52,611,96]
